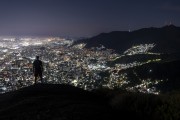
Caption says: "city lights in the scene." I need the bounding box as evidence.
[0,37,164,94]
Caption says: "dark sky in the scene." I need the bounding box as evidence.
[0,0,180,37]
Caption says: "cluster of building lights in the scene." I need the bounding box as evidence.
[0,37,165,94]
[124,43,156,55]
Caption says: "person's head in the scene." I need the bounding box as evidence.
[36,56,39,60]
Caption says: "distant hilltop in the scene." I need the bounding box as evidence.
[74,25,180,54]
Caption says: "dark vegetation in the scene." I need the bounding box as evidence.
[0,84,180,120]
[97,88,180,120]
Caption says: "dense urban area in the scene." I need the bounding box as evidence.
[0,37,163,94]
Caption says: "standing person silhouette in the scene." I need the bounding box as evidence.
[33,56,43,84]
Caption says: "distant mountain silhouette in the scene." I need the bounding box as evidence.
[74,25,180,54]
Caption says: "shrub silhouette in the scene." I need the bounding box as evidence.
[95,88,180,120]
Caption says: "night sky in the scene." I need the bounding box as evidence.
[0,0,180,37]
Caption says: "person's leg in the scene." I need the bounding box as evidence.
[35,76,37,84]
[39,72,43,83]
[34,73,38,84]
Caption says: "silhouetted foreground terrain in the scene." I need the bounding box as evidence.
[0,84,180,120]
[0,84,112,120]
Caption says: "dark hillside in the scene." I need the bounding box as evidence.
[0,84,180,120]
[74,25,180,54]
[0,84,112,120]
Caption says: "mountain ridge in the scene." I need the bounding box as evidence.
[74,25,180,54]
